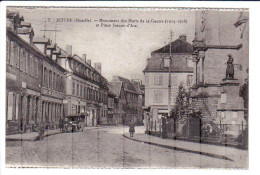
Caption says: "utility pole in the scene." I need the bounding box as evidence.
[168,30,174,117]
[40,18,61,43]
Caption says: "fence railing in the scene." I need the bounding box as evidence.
[146,118,248,147]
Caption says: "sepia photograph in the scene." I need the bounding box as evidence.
[4,6,249,169]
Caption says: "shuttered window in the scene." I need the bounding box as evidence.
[17,46,21,69]
[171,75,178,86]
[10,41,15,66]
[187,75,193,87]
[7,92,18,121]
[154,74,163,85]
[72,80,75,95]
[35,57,38,78]
[6,38,10,64]
[154,90,163,103]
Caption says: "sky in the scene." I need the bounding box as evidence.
[8,7,195,82]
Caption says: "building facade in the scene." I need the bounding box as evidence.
[191,10,248,136]
[6,11,66,134]
[111,76,142,125]
[143,35,193,131]
[57,46,109,127]
[131,80,145,125]
[107,83,116,125]
[34,38,66,129]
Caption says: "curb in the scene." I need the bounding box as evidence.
[6,126,107,142]
[6,131,63,142]
[123,134,233,162]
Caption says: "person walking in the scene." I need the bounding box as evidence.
[129,120,135,137]
[59,118,64,131]
[38,122,45,140]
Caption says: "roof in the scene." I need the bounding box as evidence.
[6,11,19,19]
[21,21,31,28]
[108,83,116,96]
[131,81,143,95]
[112,76,139,94]
[57,46,71,57]
[152,39,193,54]
[53,47,61,55]
[47,43,56,50]
[33,37,50,44]
[110,81,123,97]
[16,27,34,35]
[73,54,88,66]
[7,28,66,73]
[143,56,193,73]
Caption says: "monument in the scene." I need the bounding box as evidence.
[217,54,246,137]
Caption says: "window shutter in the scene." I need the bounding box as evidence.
[10,41,15,66]
[7,92,14,121]
[18,47,21,70]
[26,53,30,73]
[159,75,163,85]
[6,38,10,64]
[16,94,20,120]
[159,91,162,102]
[14,44,18,68]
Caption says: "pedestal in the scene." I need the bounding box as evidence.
[217,79,246,136]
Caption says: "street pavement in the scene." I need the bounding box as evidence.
[6,126,248,169]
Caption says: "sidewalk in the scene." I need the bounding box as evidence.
[123,131,248,165]
[6,129,62,141]
[6,126,104,142]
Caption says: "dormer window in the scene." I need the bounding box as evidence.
[187,57,193,68]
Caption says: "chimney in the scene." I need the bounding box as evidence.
[46,43,56,61]
[94,63,102,74]
[86,60,91,66]
[179,34,187,42]
[66,45,72,56]
[82,54,87,63]
[33,37,50,54]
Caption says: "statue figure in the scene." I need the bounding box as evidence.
[226,54,235,80]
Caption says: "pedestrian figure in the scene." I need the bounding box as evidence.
[129,120,135,137]
[162,115,167,139]
[59,118,64,131]
[38,122,45,140]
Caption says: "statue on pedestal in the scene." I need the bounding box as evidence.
[226,54,235,80]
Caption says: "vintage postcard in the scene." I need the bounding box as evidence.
[4,6,248,169]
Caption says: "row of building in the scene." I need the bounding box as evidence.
[143,10,249,137]
[6,11,144,134]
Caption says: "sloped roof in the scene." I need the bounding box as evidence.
[20,21,31,28]
[47,43,56,50]
[110,81,123,97]
[33,37,50,44]
[108,83,116,96]
[143,56,193,73]
[16,27,34,35]
[152,39,193,54]
[112,76,139,94]
[73,54,88,66]
[57,46,71,57]
[131,81,143,95]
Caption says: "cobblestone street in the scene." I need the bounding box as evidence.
[6,126,247,168]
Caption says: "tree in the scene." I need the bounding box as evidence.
[170,83,191,119]
[169,84,191,136]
